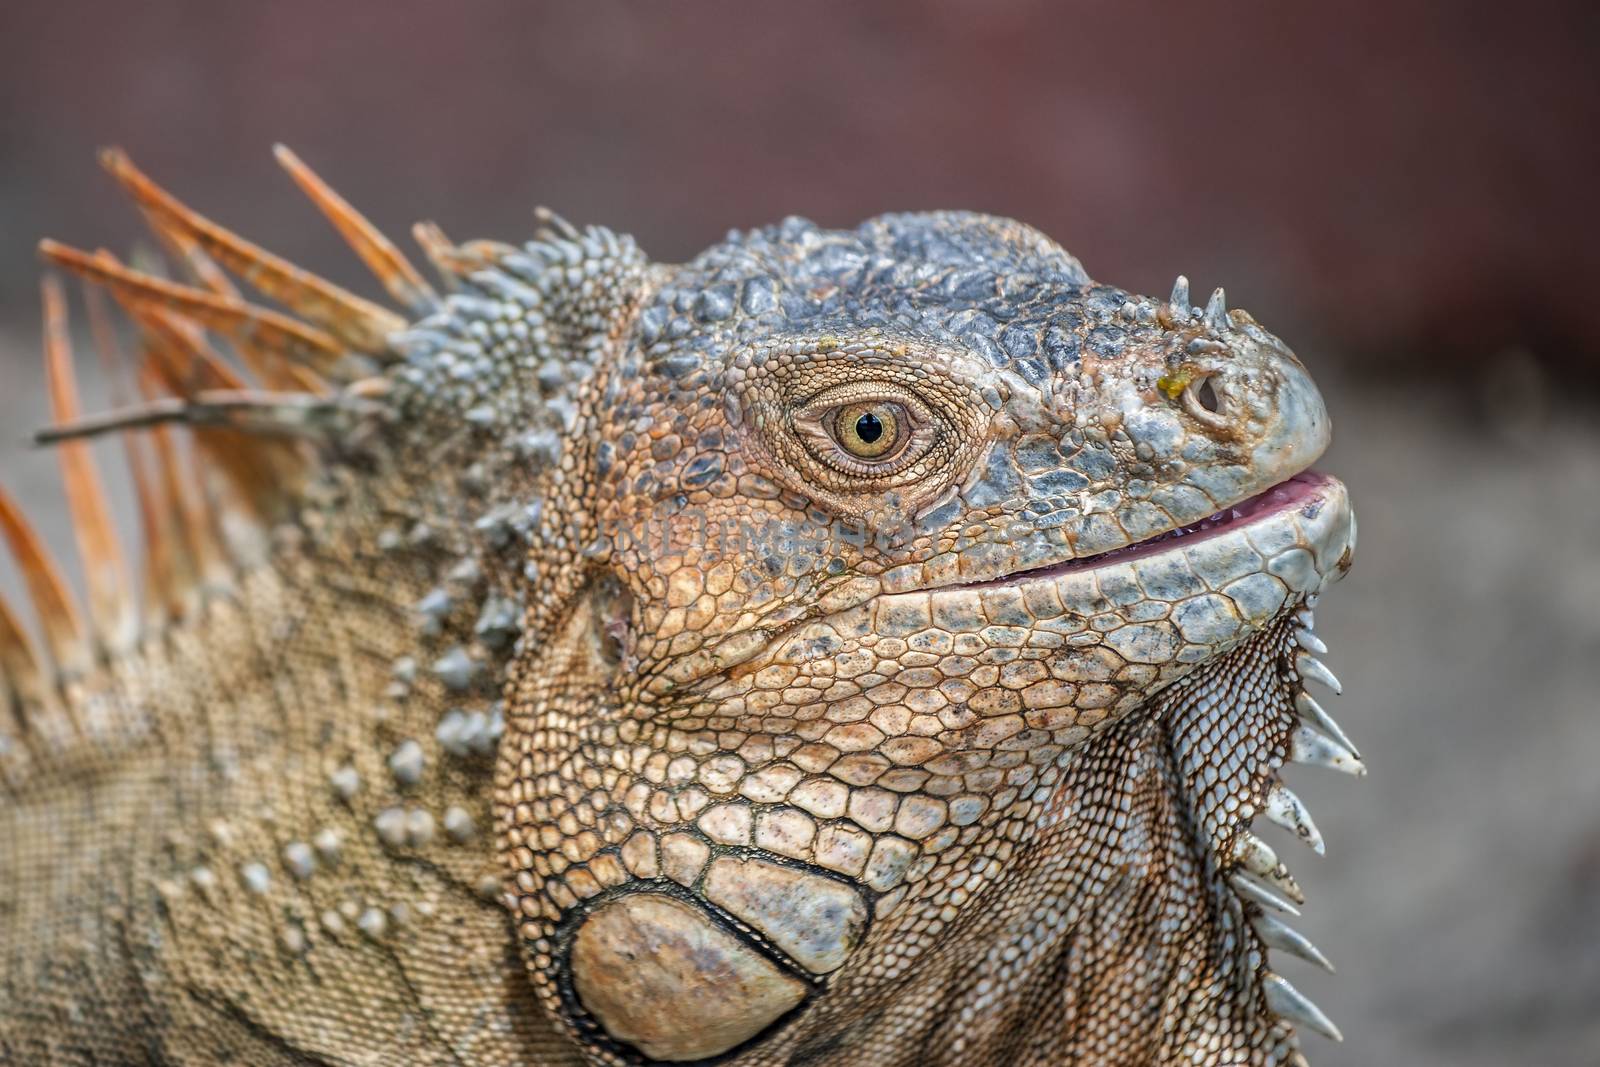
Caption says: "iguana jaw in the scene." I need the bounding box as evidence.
[810,469,1355,736]
[955,470,1348,591]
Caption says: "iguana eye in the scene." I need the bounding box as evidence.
[744,363,989,514]
[834,402,902,459]
[789,384,937,481]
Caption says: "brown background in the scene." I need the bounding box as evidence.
[1,2,1597,1062]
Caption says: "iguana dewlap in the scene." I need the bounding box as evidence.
[0,149,1359,1066]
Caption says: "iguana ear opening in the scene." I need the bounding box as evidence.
[589,575,637,672]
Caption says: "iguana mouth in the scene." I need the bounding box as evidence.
[965,470,1340,589]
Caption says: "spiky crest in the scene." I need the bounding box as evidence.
[41,277,136,652]
[273,144,440,315]
[3,146,644,796]
[99,147,407,356]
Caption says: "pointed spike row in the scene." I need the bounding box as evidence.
[99,148,407,357]
[42,278,135,652]
[1232,831,1281,877]
[132,225,324,395]
[39,240,345,374]
[534,206,582,241]
[1296,653,1342,694]
[408,223,514,281]
[124,288,331,431]
[1205,286,1229,331]
[1169,275,1191,314]
[273,144,439,316]
[1262,972,1343,1042]
[0,486,86,674]
[142,204,241,299]
[1290,724,1366,777]
[84,283,181,628]
[130,300,251,394]
[131,317,310,521]
[127,271,330,396]
[144,415,230,596]
[83,282,137,398]
[1265,862,1307,906]
[127,428,196,624]
[267,353,332,396]
[124,426,180,628]
[0,589,44,710]
[461,239,521,271]
[1293,626,1328,655]
[180,431,263,574]
[232,335,333,396]
[411,222,463,292]
[1295,690,1360,759]
[1234,832,1309,904]
[1294,607,1314,630]
[1251,911,1335,973]
[1229,873,1301,917]
[1264,782,1325,856]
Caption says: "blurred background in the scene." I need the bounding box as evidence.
[1,2,1597,1062]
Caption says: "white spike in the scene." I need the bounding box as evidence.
[1263,972,1343,1042]
[1267,863,1305,908]
[1294,607,1314,629]
[1232,831,1280,877]
[1295,690,1360,759]
[1266,861,1307,905]
[1204,287,1228,331]
[1230,873,1301,917]
[1291,725,1366,777]
[1169,275,1190,314]
[1293,626,1327,655]
[1252,911,1335,972]
[1264,783,1325,855]
[1296,653,1342,694]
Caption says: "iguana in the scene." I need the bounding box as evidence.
[0,148,1360,1066]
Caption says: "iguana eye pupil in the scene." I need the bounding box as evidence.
[835,402,900,459]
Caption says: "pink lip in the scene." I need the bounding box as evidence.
[963,471,1335,588]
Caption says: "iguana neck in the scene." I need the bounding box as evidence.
[1,452,585,1064]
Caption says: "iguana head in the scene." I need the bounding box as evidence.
[32,167,1356,1065]
[409,211,1356,1063]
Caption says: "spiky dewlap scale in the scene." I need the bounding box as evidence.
[1,149,1359,1067]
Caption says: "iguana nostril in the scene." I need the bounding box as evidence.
[1182,373,1231,428]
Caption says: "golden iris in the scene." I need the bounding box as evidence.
[835,402,900,459]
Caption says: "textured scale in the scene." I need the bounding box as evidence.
[0,151,1357,1066]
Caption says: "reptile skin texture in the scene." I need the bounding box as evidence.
[0,152,1359,1066]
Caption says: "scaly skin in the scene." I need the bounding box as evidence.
[0,178,1358,1066]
